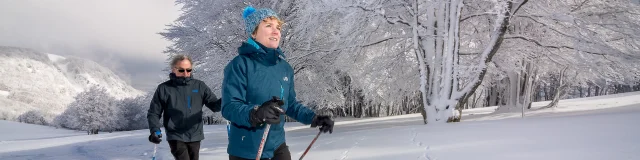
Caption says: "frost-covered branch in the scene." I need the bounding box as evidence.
[460,12,495,22]
[504,35,605,55]
[288,36,407,60]
[570,0,590,12]
[456,0,529,107]
[345,5,412,27]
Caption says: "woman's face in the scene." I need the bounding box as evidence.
[252,17,281,49]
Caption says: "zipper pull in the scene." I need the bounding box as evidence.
[280,85,284,100]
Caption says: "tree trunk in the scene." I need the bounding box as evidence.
[579,85,584,97]
[520,59,537,115]
[411,0,527,124]
[488,86,498,106]
[544,66,569,108]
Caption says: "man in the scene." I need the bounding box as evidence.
[147,54,222,160]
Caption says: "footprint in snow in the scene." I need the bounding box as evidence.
[338,136,365,160]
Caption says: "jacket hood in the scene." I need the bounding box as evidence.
[238,38,286,66]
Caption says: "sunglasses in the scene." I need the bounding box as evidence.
[176,68,193,73]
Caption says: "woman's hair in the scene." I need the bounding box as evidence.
[251,16,285,35]
[170,54,192,68]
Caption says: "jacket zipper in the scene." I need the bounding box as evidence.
[183,85,191,140]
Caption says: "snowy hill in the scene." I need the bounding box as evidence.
[0,46,143,121]
[53,55,142,99]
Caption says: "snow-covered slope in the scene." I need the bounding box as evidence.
[54,56,143,99]
[0,102,638,159]
[0,46,143,121]
[0,120,82,141]
[46,53,66,62]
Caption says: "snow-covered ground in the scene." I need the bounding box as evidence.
[464,91,640,121]
[0,90,8,98]
[0,120,82,142]
[1,93,639,160]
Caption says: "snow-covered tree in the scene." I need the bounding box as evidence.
[55,86,123,134]
[463,0,640,113]
[158,0,640,124]
[514,0,640,97]
[159,0,243,89]
[17,110,48,125]
[119,91,153,130]
[313,0,529,123]
[159,0,348,112]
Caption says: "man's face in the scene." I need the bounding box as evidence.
[171,60,192,77]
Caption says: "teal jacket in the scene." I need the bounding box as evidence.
[221,39,316,159]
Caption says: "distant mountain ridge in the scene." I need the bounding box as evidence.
[0,46,143,121]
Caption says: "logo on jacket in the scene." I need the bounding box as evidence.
[283,77,288,82]
[192,89,198,93]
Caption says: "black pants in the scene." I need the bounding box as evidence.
[229,142,291,160]
[168,140,201,160]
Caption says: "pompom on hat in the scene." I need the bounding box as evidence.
[242,6,280,37]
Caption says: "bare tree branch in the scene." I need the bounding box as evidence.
[288,36,407,60]
[570,0,590,12]
[504,35,605,55]
[460,12,495,22]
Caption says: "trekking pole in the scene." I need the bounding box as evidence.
[256,96,284,160]
[151,144,158,160]
[256,124,271,160]
[299,131,322,160]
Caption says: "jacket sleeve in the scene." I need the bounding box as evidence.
[285,74,316,125]
[221,57,255,127]
[147,85,165,135]
[201,82,221,112]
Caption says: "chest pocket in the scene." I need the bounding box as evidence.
[247,67,270,97]
[189,89,202,110]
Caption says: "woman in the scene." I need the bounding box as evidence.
[221,6,335,160]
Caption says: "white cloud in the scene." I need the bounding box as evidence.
[0,0,182,91]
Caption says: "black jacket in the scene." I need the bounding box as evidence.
[147,73,221,142]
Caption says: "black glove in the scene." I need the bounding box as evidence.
[215,99,222,107]
[148,130,162,144]
[311,115,334,134]
[249,96,285,127]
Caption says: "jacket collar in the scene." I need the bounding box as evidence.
[238,38,286,66]
[169,72,192,85]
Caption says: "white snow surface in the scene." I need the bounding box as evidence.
[0,120,82,141]
[467,91,640,121]
[0,93,639,160]
[46,53,66,62]
[0,90,8,98]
